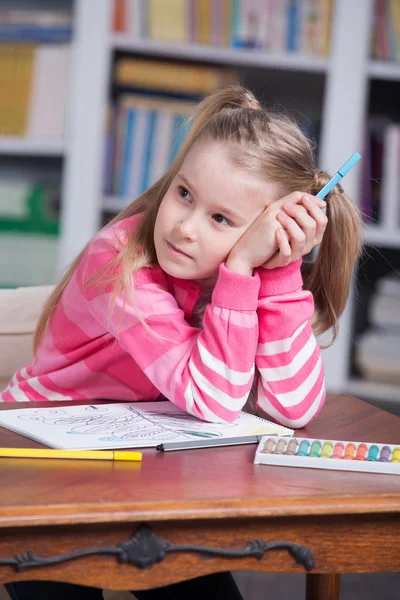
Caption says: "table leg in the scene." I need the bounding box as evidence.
[305,574,340,600]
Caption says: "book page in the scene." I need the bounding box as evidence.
[0,401,293,450]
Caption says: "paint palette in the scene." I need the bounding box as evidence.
[254,436,400,475]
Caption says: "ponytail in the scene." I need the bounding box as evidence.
[302,176,362,343]
[174,84,261,158]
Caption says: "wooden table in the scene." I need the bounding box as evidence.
[0,394,399,600]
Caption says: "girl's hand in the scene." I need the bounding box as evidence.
[262,194,328,269]
[226,193,327,276]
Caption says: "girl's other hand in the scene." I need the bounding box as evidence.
[226,192,327,275]
[261,194,328,270]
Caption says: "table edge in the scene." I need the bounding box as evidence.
[0,493,400,528]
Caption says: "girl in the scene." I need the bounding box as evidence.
[3,85,361,599]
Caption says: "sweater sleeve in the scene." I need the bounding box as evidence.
[79,238,260,423]
[255,260,326,429]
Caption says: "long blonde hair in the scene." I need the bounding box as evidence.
[34,85,362,352]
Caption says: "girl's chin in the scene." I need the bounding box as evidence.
[160,262,217,282]
[156,252,219,280]
[158,260,195,280]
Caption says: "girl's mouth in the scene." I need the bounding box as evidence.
[167,242,193,259]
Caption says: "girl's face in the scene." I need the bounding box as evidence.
[154,142,279,281]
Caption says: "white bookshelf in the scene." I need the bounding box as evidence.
[363,225,400,249]
[369,60,400,81]
[347,378,400,405]
[0,136,65,157]
[58,0,112,267]
[54,0,399,407]
[0,1,72,289]
[110,35,329,72]
[103,195,129,213]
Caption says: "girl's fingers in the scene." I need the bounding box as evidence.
[299,196,328,244]
[276,227,292,264]
[277,210,307,258]
[277,191,326,211]
[282,198,327,249]
[262,228,291,269]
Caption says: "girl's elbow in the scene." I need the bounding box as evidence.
[257,387,326,429]
[189,400,241,424]
[282,388,327,429]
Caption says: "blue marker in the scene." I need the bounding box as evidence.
[316,152,361,199]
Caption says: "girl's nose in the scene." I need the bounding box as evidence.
[177,218,197,240]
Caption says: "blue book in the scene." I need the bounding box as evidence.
[121,110,136,197]
[141,111,157,193]
[230,0,241,48]
[169,114,190,164]
[0,25,72,43]
[287,0,299,52]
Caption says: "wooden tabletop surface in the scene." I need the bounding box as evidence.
[0,394,399,528]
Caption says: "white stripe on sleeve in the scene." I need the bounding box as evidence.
[258,334,317,382]
[257,321,308,356]
[262,357,323,407]
[188,359,250,411]
[184,382,228,423]
[257,378,326,428]
[197,341,254,385]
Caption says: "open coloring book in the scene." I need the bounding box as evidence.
[0,401,294,450]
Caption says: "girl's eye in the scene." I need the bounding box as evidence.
[178,186,192,201]
[212,214,231,226]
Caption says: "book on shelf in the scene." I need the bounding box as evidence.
[370,295,400,329]
[354,273,400,387]
[0,43,70,139]
[360,123,374,223]
[0,44,34,136]
[361,117,400,229]
[376,272,400,297]
[195,0,213,46]
[112,0,333,56]
[370,0,400,62]
[370,273,400,329]
[105,94,196,199]
[0,180,60,287]
[0,182,59,236]
[0,10,72,43]
[105,58,237,202]
[381,123,400,230]
[114,56,237,97]
[148,0,187,43]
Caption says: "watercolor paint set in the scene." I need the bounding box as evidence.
[254,436,400,475]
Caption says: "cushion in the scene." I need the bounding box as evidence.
[0,285,53,390]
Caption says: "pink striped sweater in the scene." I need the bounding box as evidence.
[0,215,326,428]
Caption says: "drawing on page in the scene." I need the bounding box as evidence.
[16,404,237,442]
